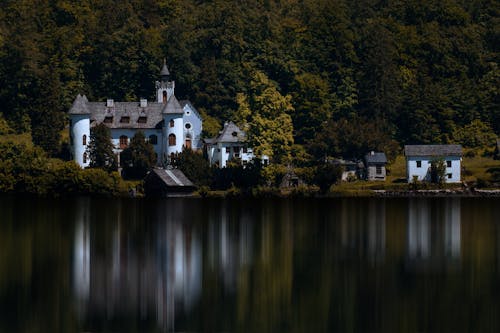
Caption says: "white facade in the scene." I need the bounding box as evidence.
[406,156,461,183]
[70,114,91,167]
[205,122,269,168]
[68,61,202,168]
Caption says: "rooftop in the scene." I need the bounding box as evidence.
[404,144,462,157]
[365,152,387,164]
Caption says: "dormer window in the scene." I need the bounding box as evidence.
[104,116,113,123]
[120,116,130,123]
[138,116,147,124]
[232,131,238,137]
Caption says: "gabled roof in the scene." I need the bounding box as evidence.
[163,95,184,114]
[365,152,387,164]
[151,168,194,187]
[404,144,462,157]
[214,121,246,143]
[86,101,164,129]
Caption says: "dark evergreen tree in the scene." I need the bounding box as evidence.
[87,123,117,172]
[120,131,156,179]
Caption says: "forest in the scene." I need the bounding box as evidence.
[0,0,498,162]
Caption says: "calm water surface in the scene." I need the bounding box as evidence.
[0,195,499,332]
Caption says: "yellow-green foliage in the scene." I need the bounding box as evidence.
[0,141,129,196]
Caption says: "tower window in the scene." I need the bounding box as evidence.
[185,123,192,129]
[169,119,175,128]
[82,134,87,146]
[149,135,158,145]
[83,152,87,164]
[120,135,128,149]
[168,134,176,146]
[163,91,167,103]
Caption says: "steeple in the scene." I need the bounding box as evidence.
[160,58,170,82]
[156,58,175,104]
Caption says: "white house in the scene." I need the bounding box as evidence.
[68,60,203,168]
[205,121,268,168]
[404,145,462,183]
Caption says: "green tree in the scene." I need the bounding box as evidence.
[236,71,294,163]
[87,123,117,172]
[171,148,212,186]
[120,131,156,179]
[430,159,447,185]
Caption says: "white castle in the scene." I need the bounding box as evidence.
[68,60,203,168]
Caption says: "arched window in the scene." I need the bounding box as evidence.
[168,134,176,146]
[149,135,158,145]
[82,134,87,146]
[119,135,128,149]
[163,91,167,103]
[83,152,87,164]
[169,119,175,128]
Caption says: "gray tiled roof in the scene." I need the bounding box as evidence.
[163,95,184,114]
[215,121,246,143]
[86,101,164,129]
[365,152,387,164]
[404,144,462,157]
[69,94,188,129]
[68,94,91,115]
[160,60,170,76]
[152,168,194,187]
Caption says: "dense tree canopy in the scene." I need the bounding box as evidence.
[0,0,498,161]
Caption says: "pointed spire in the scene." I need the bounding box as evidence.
[160,58,170,78]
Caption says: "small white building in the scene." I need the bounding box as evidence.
[364,151,387,181]
[68,60,202,168]
[205,121,268,168]
[404,145,462,183]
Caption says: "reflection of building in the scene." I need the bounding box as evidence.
[407,198,461,265]
[340,199,386,262]
[72,200,202,331]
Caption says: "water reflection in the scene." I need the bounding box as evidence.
[2,195,499,332]
[407,198,461,265]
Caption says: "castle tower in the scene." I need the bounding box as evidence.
[156,59,175,103]
[162,95,184,164]
[68,94,91,167]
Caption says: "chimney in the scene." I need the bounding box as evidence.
[107,99,114,107]
[140,98,147,108]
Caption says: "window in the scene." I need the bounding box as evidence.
[169,119,174,128]
[446,160,452,168]
[416,161,422,168]
[185,139,192,149]
[226,147,230,153]
[104,116,113,123]
[83,152,87,164]
[138,116,147,124]
[376,165,382,174]
[186,110,191,115]
[82,134,87,146]
[232,131,238,137]
[185,123,191,129]
[447,173,452,179]
[168,134,176,146]
[243,147,248,154]
[120,116,130,123]
[163,91,167,103]
[120,135,128,149]
[149,135,158,145]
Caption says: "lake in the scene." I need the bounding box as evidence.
[0,195,499,332]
